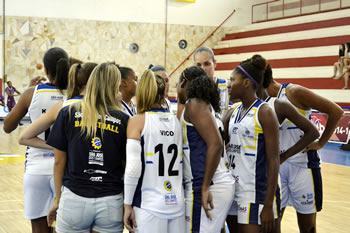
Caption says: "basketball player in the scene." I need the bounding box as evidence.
[149,64,173,111]
[19,62,97,149]
[177,66,234,233]
[226,56,280,233]
[3,47,70,233]
[119,66,137,116]
[46,63,128,233]
[264,64,344,233]
[5,80,21,112]
[124,70,184,233]
[193,47,229,111]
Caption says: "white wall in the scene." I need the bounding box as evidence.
[4,0,255,27]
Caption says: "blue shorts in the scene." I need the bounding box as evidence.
[56,187,124,233]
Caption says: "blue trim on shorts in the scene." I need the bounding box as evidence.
[248,203,260,225]
[312,168,323,212]
[191,189,202,233]
[275,185,281,217]
[132,137,145,208]
[255,133,267,203]
[187,126,206,188]
[307,150,321,168]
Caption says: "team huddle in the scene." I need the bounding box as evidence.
[3,46,344,233]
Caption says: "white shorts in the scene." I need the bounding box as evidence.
[280,162,323,214]
[228,200,280,225]
[185,182,235,233]
[56,187,123,233]
[24,173,55,220]
[134,207,185,233]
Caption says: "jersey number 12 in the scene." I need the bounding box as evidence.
[155,144,178,177]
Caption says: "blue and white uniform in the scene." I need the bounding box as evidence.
[182,103,234,233]
[24,83,64,220]
[131,109,185,233]
[227,99,280,224]
[121,100,136,117]
[62,95,83,107]
[275,84,322,214]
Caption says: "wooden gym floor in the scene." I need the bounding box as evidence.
[0,124,349,233]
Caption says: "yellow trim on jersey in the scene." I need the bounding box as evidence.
[62,99,82,107]
[297,108,307,117]
[243,145,257,150]
[146,152,155,156]
[182,120,189,145]
[247,203,251,223]
[35,89,60,93]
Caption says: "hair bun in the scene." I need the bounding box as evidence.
[251,54,267,71]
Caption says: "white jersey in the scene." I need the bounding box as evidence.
[121,100,136,117]
[276,83,320,168]
[181,104,233,193]
[227,99,268,204]
[132,109,184,218]
[62,95,83,107]
[26,83,64,175]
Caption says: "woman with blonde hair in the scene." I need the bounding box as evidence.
[46,63,128,233]
[124,70,184,233]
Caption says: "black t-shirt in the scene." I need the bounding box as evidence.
[47,105,129,198]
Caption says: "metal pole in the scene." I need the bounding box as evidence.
[164,0,168,69]
[2,0,5,96]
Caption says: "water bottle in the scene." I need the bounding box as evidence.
[217,78,229,111]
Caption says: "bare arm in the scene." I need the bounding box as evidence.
[290,85,344,149]
[124,115,144,233]
[53,149,66,202]
[274,100,320,163]
[127,115,144,140]
[47,148,66,226]
[19,102,62,149]
[259,104,280,233]
[3,88,34,133]
[186,99,223,219]
[176,102,185,120]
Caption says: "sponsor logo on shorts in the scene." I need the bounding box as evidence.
[238,206,247,213]
[185,216,191,222]
[301,193,314,205]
